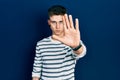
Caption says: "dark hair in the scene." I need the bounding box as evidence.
[48,5,67,17]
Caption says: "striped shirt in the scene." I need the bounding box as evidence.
[32,36,86,80]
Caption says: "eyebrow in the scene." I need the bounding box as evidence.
[50,20,63,22]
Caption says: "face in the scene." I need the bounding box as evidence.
[48,15,64,37]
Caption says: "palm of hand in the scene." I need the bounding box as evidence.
[61,28,80,48]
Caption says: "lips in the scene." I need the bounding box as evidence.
[55,30,60,32]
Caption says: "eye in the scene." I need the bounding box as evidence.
[50,21,57,25]
[51,21,56,24]
[59,21,63,24]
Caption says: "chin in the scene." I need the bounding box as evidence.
[55,32,62,36]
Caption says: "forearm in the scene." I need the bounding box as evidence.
[72,40,86,56]
[32,77,39,80]
[73,45,84,55]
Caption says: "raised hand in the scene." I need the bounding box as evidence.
[52,14,81,48]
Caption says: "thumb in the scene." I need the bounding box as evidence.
[52,35,63,42]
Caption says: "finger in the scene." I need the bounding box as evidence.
[69,15,74,29]
[64,14,70,28]
[62,15,67,30]
[75,18,81,39]
[75,18,79,30]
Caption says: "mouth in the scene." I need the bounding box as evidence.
[54,30,61,34]
[55,30,60,32]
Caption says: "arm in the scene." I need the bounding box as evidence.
[73,44,84,55]
[73,40,87,57]
[32,42,42,80]
[68,39,86,59]
[71,40,86,55]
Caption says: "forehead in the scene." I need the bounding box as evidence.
[49,15,63,21]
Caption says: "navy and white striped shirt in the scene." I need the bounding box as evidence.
[32,36,86,80]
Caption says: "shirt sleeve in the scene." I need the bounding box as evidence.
[32,42,42,78]
[71,40,87,60]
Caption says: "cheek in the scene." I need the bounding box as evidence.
[60,24,64,29]
[50,25,55,30]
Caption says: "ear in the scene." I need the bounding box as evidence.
[48,19,51,26]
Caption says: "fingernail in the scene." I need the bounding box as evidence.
[69,15,72,18]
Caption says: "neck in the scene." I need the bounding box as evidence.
[51,35,58,41]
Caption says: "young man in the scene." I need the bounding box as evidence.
[32,5,87,80]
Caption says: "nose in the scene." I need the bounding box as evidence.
[56,22,60,29]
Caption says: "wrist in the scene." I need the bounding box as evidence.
[72,43,82,51]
